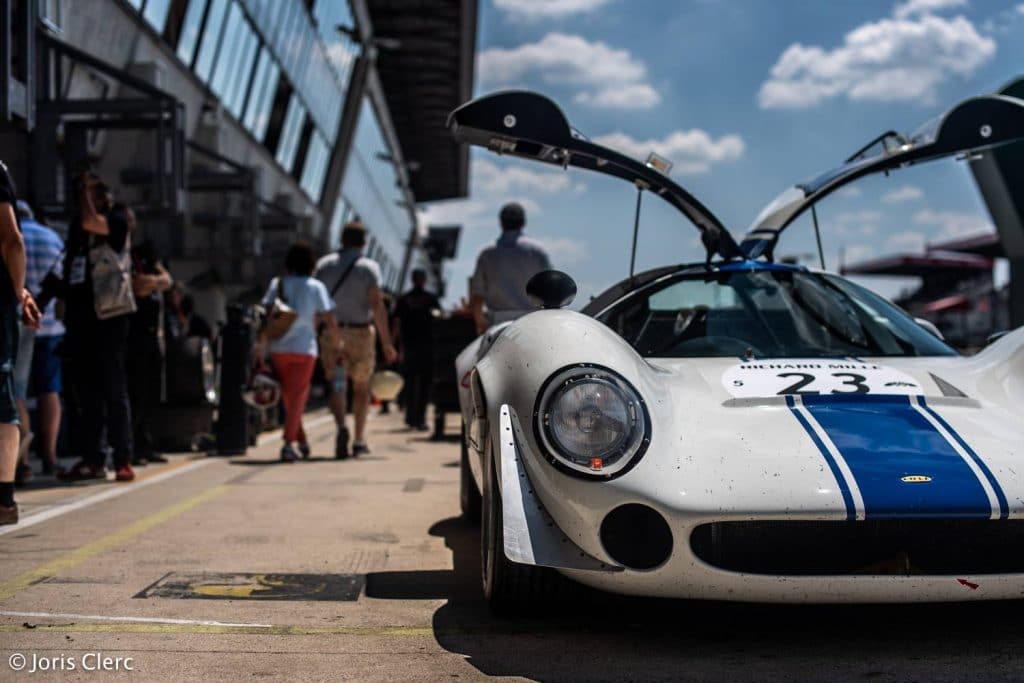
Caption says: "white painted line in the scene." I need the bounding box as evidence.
[0,610,272,628]
[0,459,213,537]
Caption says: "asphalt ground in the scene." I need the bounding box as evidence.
[2,408,1024,682]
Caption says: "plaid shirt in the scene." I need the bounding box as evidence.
[22,218,66,337]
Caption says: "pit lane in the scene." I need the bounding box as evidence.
[1,410,1022,682]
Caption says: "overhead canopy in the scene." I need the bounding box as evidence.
[841,252,993,278]
[743,95,1024,260]
[447,90,742,260]
[929,231,1005,258]
[367,0,478,202]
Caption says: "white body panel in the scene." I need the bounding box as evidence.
[456,308,1024,603]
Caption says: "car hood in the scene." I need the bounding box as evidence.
[613,354,1024,522]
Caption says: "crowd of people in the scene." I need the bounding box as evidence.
[0,148,553,526]
[0,163,211,525]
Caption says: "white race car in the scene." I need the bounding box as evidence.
[450,90,1024,610]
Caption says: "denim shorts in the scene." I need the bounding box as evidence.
[13,324,35,400]
[30,334,63,395]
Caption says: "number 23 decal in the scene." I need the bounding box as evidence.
[777,372,869,395]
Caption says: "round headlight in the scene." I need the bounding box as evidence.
[536,365,649,478]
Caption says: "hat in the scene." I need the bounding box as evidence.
[499,202,525,228]
[369,370,404,402]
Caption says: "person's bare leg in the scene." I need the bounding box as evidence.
[0,423,18,485]
[15,400,29,465]
[36,393,60,468]
[328,388,347,432]
[352,380,370,443]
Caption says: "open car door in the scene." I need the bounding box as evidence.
[447,90,743,260]
[742,95,1024,260]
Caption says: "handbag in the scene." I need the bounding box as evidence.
[264,278,298,341]
[89,236,137,320]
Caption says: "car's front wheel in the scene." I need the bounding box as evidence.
[480,437,562,614]
[460,422,481,520]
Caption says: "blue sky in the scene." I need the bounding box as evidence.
[419,0,1024,305]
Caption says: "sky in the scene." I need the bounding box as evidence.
[418,0,1024,306]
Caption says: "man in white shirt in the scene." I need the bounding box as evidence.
[314,221,397,459]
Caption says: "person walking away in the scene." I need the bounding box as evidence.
[393,269,440,431]
[0,160,42,524]
[18,202,65,479]
[58,178,137,483]
[314,221,397,459]
[257,242,338,462]
[469,202,552,334]
[127,231,173,466]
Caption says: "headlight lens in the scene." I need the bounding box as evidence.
[537,366,649,478]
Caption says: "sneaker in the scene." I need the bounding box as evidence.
[115,464,135,482]
[132,456,149,467]
[351,441,370,457]
[147,453,168,464]
[0,504,18,526]
[280,444,298,463]
[298,442,311,460]
[58,460,105,482]
[335,428,350,460]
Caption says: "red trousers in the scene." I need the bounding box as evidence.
[271,353,317,444]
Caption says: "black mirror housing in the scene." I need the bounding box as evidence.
[526,270,577,310]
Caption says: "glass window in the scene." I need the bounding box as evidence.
[193,0,229,83]
[209,1,245,98]
[127,0,143,8]
[290,117,315,181]
[262,76,293,152]
[300,131,329,202]
[243,48,281,141]
[142,0,173,33]
[275,95,307,172]
[175,0,208,66]
[227,30,259,117]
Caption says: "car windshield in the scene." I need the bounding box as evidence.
[596,269,957,358]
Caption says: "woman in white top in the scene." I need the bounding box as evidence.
[258,243,337,462]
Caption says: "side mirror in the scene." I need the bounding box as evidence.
[914,317,944,340]
[526,270,577,310]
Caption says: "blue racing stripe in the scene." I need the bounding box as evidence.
[917,396,1008,519]
[785,395,856,520]
[801,394,991,519]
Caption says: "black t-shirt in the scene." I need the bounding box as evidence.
[0,160,19,366]
[395,286,440,351]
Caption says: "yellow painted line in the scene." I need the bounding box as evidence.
[0,485,229,602]
[1,459,214,537]
[0,623,437,636]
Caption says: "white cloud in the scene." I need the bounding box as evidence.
[841,244,877,264]
[534,235,589,265]
[592,129,745,174]
[881,185,925,203]
[473,158,572,195]
[836,186,863,198]
[574,83,661,109]
[833,210,884,236]
[478,33,661,110]
[1019,3,1024,14]
[912,208,993,240]
[758,12,995,109]
[494,0,612,20]
[893,0,967,20]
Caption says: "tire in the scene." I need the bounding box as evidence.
[480,436,563,614]
[460,422,481,521]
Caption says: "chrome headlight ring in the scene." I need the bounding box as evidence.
[533,364,651,480]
